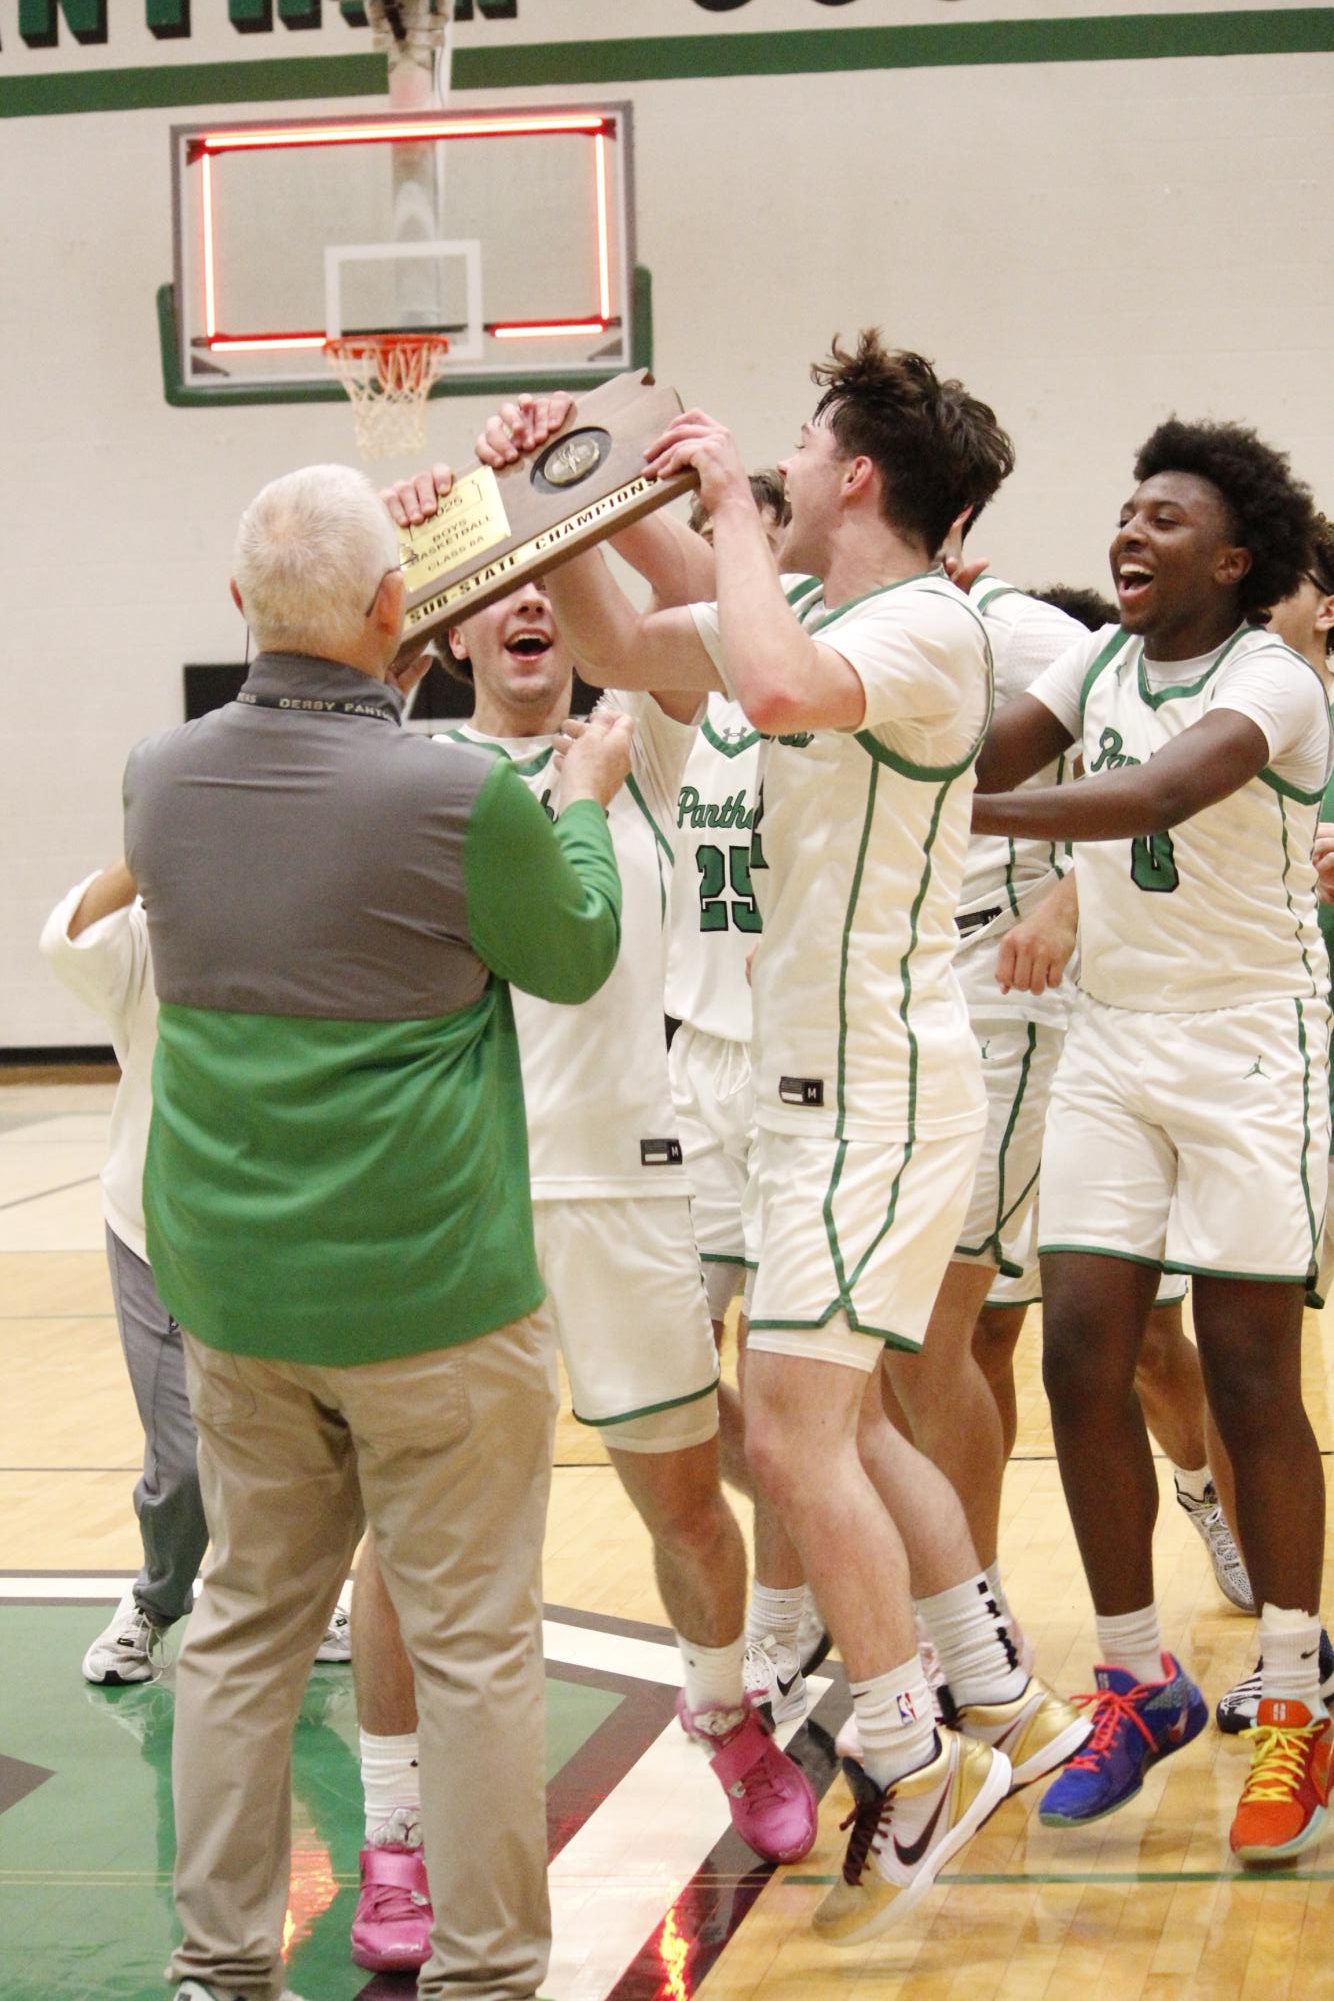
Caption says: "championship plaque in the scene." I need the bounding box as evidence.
[396,370,698,641]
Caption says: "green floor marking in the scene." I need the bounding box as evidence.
[0,1604,620,2001]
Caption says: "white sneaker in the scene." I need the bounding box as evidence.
[814,1732,1011,1944]
[1175,1480,1256,1613]
[315,1599,351,1663]
[743,1635,808,1725]
[82,1588,166,1685]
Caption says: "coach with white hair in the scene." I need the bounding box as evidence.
[124,462,631,2001]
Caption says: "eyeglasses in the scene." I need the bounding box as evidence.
[364,563,404,618]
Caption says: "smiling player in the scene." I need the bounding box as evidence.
[973,419,1332,1863]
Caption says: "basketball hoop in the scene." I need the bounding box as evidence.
[324,332,450,461]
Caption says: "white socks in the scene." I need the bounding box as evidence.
[1173,1463,1213,1506]
[849,1658,938,1789]
[1260,1604,1326,1713]
[745,1583,805,1654]
[678,1633,746,1724]
[360,1728,421,1845]
[1095,1606,1165,1687]
[918,1573,1028,1706]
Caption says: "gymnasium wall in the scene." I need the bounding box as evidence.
[3,0,1332,1048]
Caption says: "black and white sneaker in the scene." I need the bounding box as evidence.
[743,1636,808,1725]
[81,1588,166,1685]
[1175,1479,1256,1614]
[1215,1628,1334,1734]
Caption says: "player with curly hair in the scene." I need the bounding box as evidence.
[973,419,1333,1864]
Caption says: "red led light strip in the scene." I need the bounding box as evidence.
[195,112,611,156]
[194,115,618,358]
[492,319,610,342]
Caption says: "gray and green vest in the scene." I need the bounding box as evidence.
[123,652,621,1366]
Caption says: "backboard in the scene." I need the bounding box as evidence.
[163,102,645,406]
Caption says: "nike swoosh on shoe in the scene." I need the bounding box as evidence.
[892,1787,948,1868]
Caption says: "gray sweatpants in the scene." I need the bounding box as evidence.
[105,1224,209,1625]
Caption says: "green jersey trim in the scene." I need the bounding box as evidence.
[701,713,763,758]
[802,567,943,636]
[1076,628,1133,720]
[573,1374,721,1427]
[1134,625,1248,710]
[975,582,1021,614]
[1293,996,1318,1263]
[444,727,556,780]
[784,575,824,613]
[852,726,985,782]
[625,772,675,866]
[699,1249,748,1265]
[895,780,953,1145]
[1275,795,1325,1001]
[831,769,881,1140]
[1257,766,1329,807]
[1003,841,1021,918]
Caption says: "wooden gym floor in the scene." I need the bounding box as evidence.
[2,1071,1332,2000]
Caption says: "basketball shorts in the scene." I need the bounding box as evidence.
[746,1119,985,1370]
[1038,992,1331,1285]
[533,1197,720,1452]
[953,1018,1064,1274]
[668,1021,755,1321]
[984,1201,1187,1311]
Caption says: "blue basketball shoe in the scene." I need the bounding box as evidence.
[1038,1655,1208,1826]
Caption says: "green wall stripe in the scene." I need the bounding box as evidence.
[3,12,1333,120]
[456,12,1334,87]
[1,51,381,117]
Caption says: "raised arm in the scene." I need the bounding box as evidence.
[543,546,724,694]
[638,413,866,734]
[973,709,1269,842]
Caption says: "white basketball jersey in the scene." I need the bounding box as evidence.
[1070,626,1331,1012]
[691,573,991,1141]
[955,578,1084,1027]
[664,694,763,1044]
[442,688,695,1196]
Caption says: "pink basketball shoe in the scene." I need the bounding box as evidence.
[677,1691,818,1863]
[350,1842,432,1973]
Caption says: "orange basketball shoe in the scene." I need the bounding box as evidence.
[1229,1698,1334,1867]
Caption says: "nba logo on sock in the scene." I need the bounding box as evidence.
[897,1691,918,1725]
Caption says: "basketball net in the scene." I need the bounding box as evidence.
[324,333,450,460]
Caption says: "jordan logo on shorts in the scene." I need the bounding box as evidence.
[779,1076,825,1108]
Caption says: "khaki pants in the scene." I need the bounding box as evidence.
[169,1315,557,2001]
